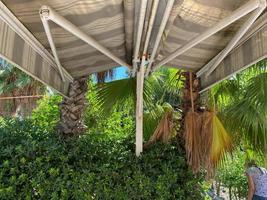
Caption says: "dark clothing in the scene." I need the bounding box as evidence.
[253,194,267,200]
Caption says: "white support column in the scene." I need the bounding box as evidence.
[199,1,266,77]
[131,0,148,76]
[135,63,145,156]
[152,0,261,72]
[134,0,159,156]
[39,5,132,70]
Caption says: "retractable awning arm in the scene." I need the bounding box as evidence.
[150,0,266,76]
[39,5,132,81]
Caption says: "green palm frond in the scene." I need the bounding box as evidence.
[96,77,154,115]
[162,68,183,96]
[0,59,44,95]
[144,104,165,140]
[225,99,267,153]
[245,72,267,110]
[211,59,267,154]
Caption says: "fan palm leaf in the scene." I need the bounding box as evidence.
[213,59,267,155]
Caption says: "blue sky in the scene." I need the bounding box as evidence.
[92,66,130,82]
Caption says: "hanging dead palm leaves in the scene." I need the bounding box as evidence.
[184,72,202,173]
[201,111,213,170]
[183,73,233,175]
[144,104,174,148]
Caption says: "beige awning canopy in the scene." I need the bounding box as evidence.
[0,0,266,95]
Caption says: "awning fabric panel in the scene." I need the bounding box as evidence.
[2,0,134,77]
[156,0,250,71]
[0,19,69,96]
[200,21,267,91]
[1,0,266,96]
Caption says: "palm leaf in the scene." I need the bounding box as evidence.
[95,77,154,115]
[225,100,267,153]
[210,113,233,167]
[143,103,176,142]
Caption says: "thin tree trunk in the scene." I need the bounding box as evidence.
[57,77,88,136]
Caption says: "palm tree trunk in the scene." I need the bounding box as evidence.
[177,72,200,144]
[57,77,88,136]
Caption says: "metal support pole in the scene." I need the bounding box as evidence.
[131,0,148,76]
[135,0,159,156]
[135,64,145,156]
[145,0,175,76]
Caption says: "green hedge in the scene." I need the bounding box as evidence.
[0,119,205,200]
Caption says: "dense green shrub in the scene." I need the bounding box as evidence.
[0,119,205,200]
[31,95,62,131]
[214,151,247,199]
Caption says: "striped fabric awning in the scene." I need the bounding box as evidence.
[0,0,266,95]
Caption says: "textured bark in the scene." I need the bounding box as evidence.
[179,72,200,133]
[57,77,88,136]
[177,72,201,143]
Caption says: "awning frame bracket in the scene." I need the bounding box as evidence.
[40,7,66,82]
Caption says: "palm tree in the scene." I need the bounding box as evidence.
[94,62,267,173]
[57,69,115,136]
[95,68,183,142]
[0,59,45,117]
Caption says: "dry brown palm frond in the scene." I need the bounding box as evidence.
[144,110,174,148]
[182,71,232,175]
[201,111,213,170]
[184,110,202,173]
